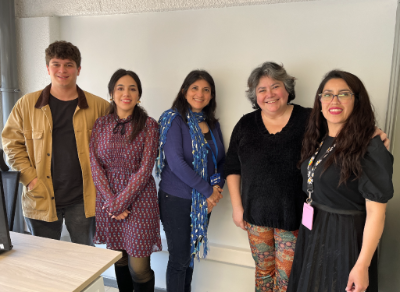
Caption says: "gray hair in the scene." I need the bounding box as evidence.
[246,62,296,109]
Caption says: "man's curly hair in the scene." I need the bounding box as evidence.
[45,41,81,67]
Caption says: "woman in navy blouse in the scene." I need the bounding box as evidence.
[156,70,225,292]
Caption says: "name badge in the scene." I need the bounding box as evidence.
[210,173,221,186]
[302,203,314,230]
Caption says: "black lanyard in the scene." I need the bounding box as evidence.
[306,139,336,204]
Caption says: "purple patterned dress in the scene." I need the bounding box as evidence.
[89,114,162,257]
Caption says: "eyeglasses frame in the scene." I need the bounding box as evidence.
[318,92,355,103]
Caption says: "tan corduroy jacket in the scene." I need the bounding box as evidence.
[2,84,109,222]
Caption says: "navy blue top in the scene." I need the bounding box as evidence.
[159,115,225,200]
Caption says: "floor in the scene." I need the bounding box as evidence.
[104,285,167,292]
[105,286,166,292]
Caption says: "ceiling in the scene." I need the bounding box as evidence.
[15,0,319,18]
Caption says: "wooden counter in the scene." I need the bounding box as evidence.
[0,232,121,292]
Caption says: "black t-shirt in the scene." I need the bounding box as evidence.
[49,94,83,208]
[203,131,212,140]
[301,136,393,211]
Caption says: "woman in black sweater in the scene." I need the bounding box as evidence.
[224,63,388,292]
[225,62,309,292]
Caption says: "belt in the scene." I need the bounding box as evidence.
[312,201,366,215]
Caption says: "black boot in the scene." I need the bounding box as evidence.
[114,264,134,292]
[132,270,155,292]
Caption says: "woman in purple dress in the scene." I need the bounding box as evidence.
[90,69,161,292]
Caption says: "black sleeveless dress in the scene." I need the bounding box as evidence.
[287,136,393,292]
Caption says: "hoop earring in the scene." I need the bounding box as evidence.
[137,100,141,104]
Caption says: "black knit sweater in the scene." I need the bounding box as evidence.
[224,104,311,231]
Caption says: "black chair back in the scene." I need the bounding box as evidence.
[0,149,20,231]
[2,172,20,231]
[0,168,12,251]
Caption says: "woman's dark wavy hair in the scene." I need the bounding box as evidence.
[171,70,218,129]
[107,69,148,142]
[300,70,376,185]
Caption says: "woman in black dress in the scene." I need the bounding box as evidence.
[288,70,393,292]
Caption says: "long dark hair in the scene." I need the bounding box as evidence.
[300,70,376,185]
[171,70,218,129]
[107,69,148,142]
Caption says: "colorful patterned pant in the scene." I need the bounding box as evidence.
[246,222,298,292]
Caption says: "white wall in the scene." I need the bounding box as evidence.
[16,16,59,94]
[16,0,397,291]
[380,93,400,291]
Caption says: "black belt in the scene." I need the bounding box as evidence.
[312,201,366,215]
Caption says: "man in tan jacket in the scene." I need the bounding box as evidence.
[2,41,109,245]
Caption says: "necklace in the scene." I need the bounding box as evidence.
[306,139,336,203]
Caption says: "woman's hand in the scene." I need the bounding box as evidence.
[226,174,246,231]
[346,200,386,292]
[232,205,246,231]
[346,263,369,292]
[207,186,223,206]
[103,206,131,220]
[111,209,131,220]
[206,186,223,213]
[207,203,214,214]
[373,127,390,150]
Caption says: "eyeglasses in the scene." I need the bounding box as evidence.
[318,91,354,103]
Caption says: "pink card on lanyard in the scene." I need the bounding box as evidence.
[302,203,314,230]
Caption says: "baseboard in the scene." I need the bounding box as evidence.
[160,238,254,268]
[103,277,118,288]
[103,277,166,291]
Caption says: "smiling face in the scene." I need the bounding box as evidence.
[47,58,81,89]
[320,78,355,136]
[112,75,140,119]
[256,76,289,115]
[184,79,213,113]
